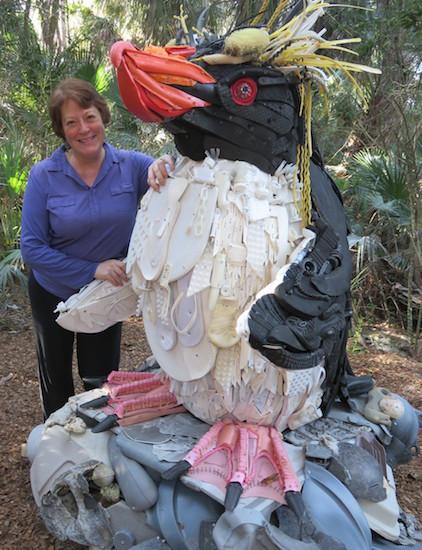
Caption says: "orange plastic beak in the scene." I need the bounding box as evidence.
[110,41,216,122]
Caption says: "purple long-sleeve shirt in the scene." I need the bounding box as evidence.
[21,143,153,299]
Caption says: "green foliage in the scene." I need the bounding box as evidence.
[343,148,420,333]
[94,0,234,46]
[347,313,366,353]
[0,118,30,197]
[0,114,31,289]
[313,80,363,163]
[0,248,26,289]
[348,150,410,226]
[312,0,421,338]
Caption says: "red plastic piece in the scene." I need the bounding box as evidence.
[230,78,258,106]
[109,41,215,122]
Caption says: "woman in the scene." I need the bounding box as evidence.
[21,78,172,419]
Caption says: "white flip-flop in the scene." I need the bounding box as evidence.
[164,182,218,282]
[143,285,217,382]
[132,177,190,281]
[170,271,205,348]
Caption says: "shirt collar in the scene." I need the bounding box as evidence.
[47,142,119,173]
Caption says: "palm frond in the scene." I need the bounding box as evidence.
[365,192,404,219]
[0,248,26,290]
[387,253,410,273]
[353,234,387,272]
[350,149,409,203]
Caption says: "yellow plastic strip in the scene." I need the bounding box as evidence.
[174,5,189,36]
[251,0,271,25]
[267,0,290,30]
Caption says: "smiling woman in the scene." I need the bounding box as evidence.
[61,100,106,179]
[20,78,173,419]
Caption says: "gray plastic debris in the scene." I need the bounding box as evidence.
[116,413,209,470]
[108,436,158,512]
[136,355,161,373]
[199,522,219,550]
[121,425,172,445]
[284,414,373,448]
[305,442,333,460]
[372,534,422,549]
[106,500,160,547]
[153,439,198,462]
[397,510,422,546]
[328,442,386,502]
[129,537,171,549]
[356,432,387,478]
[116,434,170,474]
[214,507,338,550]
[276,505,303,540]
[327,403,392,446]
[385,396,420,467]
[39,461,112,548]
[302,461,372,550]
[156,413,209,439]
[149,479,223,550]
[113,528,136,549]
[275,501,346,549]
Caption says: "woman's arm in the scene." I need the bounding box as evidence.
[129,150,175,197]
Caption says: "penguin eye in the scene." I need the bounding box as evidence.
[230,78,257,106]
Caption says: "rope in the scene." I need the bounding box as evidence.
[296,80,313,226]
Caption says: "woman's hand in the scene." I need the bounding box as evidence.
[148,154,175,191]
[94,259,128,286]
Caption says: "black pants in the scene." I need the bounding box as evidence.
[28,272,121,419]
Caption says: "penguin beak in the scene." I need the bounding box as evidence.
[110,41,216,123]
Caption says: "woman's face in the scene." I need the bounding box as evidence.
[61,99,105,161]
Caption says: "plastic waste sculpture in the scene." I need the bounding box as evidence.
[27,2,421,549]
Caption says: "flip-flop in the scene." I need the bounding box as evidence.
[170,271,205,347]
[165,182,218,282]
[131,177,190,281]
[143,286,217,382]
[152,285,177,351]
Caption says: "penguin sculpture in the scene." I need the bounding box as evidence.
[27,2,421,549]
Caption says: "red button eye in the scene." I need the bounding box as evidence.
[230,78,257,106]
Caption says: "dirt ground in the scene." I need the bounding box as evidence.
[0,290,421,550]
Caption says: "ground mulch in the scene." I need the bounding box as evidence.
[0,289,421,549]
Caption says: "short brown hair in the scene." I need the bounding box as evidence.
[49,78,111,139]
